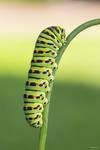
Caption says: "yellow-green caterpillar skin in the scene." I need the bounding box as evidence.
[23,26,66,128]
[29,67,54,82]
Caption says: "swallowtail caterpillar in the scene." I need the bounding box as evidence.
[23,26,66,128]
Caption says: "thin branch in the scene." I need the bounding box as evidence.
[57,18,100,63]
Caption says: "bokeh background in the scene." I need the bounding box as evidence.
[0,0,100,150]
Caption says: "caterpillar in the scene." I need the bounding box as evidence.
[23,26,66,128]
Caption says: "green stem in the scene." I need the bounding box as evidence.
[38,18,100,150]
[56,18,100,63]
[38,90,52,150]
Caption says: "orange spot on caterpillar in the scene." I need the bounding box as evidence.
[34,59,37,62]
[32,96,35,99]
[34,50,38,53]
[43,50,46,53]
[42,60,45,62]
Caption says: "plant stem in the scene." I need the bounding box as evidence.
[38,89,52,150]
[38,18,100,150]
[56,18,100,63]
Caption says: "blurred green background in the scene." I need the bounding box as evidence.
[0,0,100,150]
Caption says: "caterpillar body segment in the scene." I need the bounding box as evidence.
[24,103,44,113]
[35,43,59,51]
[28,67,54,82]
[33,48,57,58]
[37,36,61,49]
[31,57,57,70]
[25,113,43,128]
[24,90,48,105]
[41,29,63,48]
[48,26,66,44]
[25,78,50,93]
